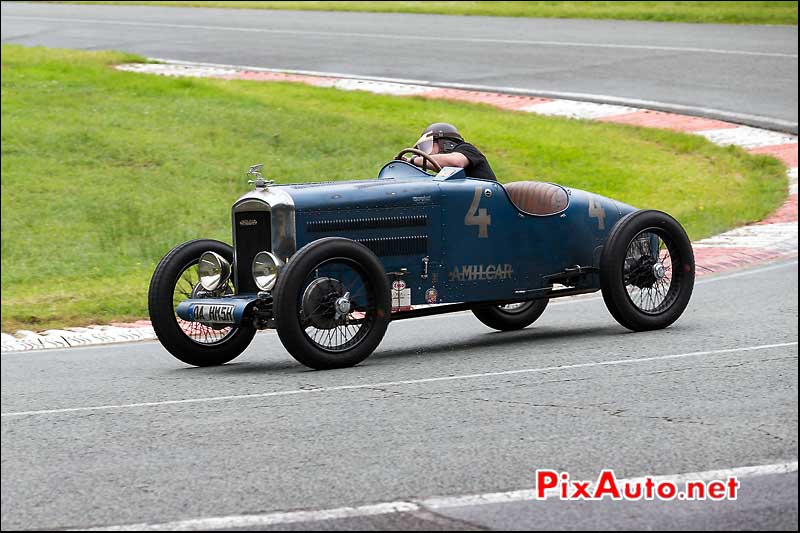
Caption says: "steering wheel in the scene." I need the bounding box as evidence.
[395,148,442,173]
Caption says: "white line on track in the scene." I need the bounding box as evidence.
[78,460,799,531]
[4,15,798,59]
[3,342,796,418]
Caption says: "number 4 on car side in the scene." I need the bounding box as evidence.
[149,153,695,370]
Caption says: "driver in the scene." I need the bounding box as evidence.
[407,123,496,181]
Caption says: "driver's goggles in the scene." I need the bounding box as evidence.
[413,133,435,154]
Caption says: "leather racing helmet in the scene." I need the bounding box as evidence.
[414,123,464,154]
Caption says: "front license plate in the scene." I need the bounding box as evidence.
[190,303,235,324]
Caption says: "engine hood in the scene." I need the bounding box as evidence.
[279,177,442,212]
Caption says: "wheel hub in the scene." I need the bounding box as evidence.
[653,262,666,280]
[627,255,659,289]
[335,292,352,319]
[302,277,346,329]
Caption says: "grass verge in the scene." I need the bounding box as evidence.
[42,1,799,25]
[0,45,788,331]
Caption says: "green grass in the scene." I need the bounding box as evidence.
[0,45,788,331]
[42,1,799,25]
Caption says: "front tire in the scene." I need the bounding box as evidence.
[600,210,694,331]
[273,237,390,370]
[472,300,549,331]
[148,239,256,366]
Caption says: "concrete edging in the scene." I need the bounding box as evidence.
[148,58,800,134]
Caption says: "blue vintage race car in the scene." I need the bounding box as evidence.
[149,149,695,370]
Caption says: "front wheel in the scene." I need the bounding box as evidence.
[472,300,549,331]
[600,210,695,331]
[273,237,391,370]
[148,239,256,366]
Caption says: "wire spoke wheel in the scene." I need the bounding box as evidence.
[172,261,237,346]
[274,237,390,370]
[149,239,255,367]
[622,230,678,315]
[600,210,694,332]
[299,259,376,353]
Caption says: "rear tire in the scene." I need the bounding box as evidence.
[600,210,694,331]
[472,299,549,331]
[148,239,256,366]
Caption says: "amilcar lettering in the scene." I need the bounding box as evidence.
[449,264,514,282]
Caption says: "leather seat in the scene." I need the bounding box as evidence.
[503,181,569,215]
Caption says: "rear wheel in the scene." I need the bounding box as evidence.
[273,237,391,370]
[148,239,256,366]
[600,210,695,331]
[472,299,549,331]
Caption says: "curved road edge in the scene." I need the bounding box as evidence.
[2,60,796,353]
[147,58,799,135]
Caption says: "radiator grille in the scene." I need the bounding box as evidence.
[233,211,270,293]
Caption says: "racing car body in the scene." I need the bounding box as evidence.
[149,160,695,370]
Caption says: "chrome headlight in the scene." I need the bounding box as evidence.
[197,251,231,291]
[252,251,283,291]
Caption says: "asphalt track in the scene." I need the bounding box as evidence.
[2,260,798,530]
[0,2,797,131]
[1,3,798,530]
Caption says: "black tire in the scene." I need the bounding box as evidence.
[148,239,256,366]
[273,237,390,370]
[472,299,549,331]
[600,210,695,331]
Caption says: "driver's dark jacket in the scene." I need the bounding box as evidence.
[450,142,496,181]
